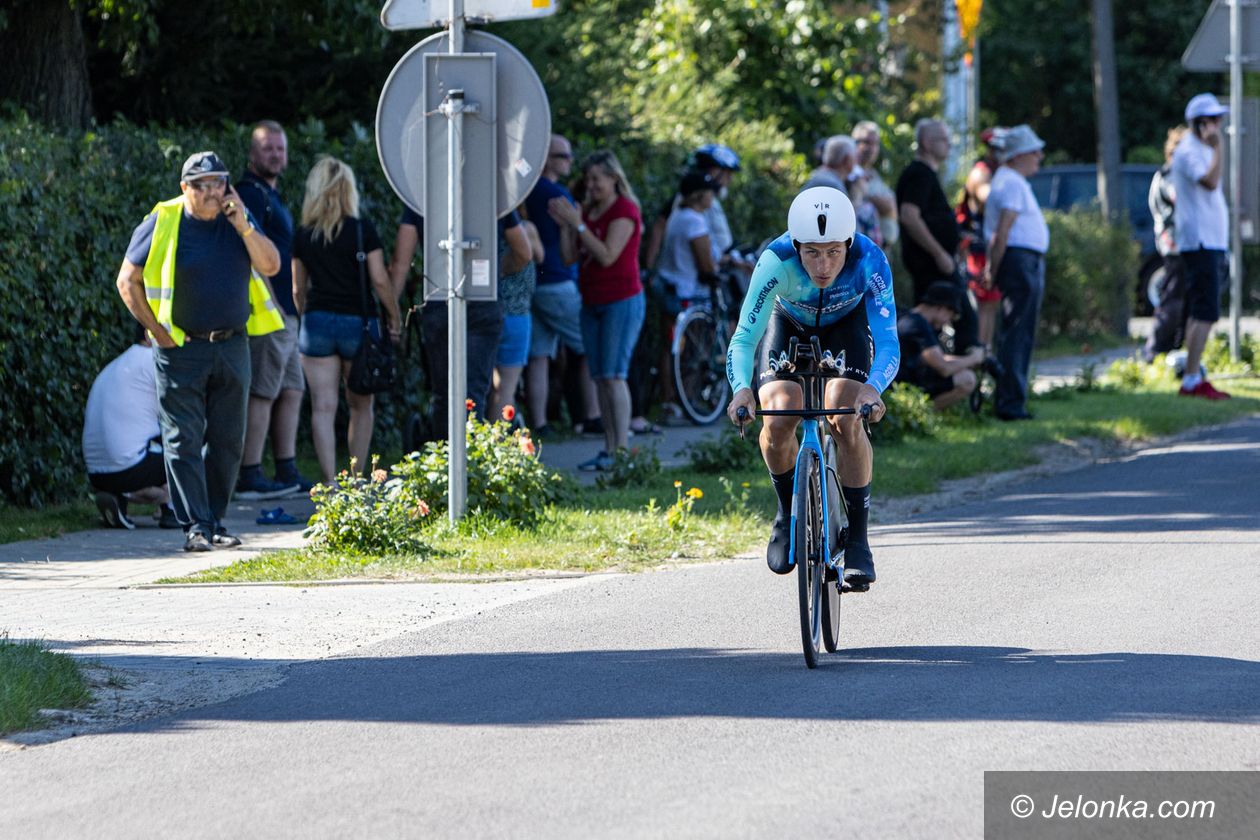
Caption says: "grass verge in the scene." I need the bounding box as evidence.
[167,376,1260,584]
[0,500,98,545]
[0,634,93,734]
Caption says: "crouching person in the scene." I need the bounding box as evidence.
[896,282,986,410]
[82,327,178,529]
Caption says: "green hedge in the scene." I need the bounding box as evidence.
[1041,208,1137,339]
[0,114,415,506]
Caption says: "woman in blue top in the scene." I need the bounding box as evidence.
[726,187,899,589]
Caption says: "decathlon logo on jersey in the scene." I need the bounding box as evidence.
[747,278,779,324]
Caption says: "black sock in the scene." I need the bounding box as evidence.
[842,484,871,545]
[274,457,297,478]
[240,463,262,479]
[770,469,795,523]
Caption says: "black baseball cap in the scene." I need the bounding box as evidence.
[678,171,717,197]
[180,151,229,182]
[920,281,961,313]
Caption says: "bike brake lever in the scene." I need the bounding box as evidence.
[735,406,750,440]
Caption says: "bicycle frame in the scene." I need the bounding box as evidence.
[757,336,858,573]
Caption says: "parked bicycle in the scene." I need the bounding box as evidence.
[671,263,744,425]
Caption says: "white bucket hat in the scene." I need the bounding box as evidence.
[998,125,1045,163]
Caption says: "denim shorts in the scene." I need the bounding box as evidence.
[299,310,378,360]
[530,281,585,358]
[580,292,646,380]
[497,313,532,367]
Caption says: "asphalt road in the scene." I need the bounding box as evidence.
[4,417,1259,839]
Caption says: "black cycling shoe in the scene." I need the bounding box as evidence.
[766,514,792,575]
[842,541,875,591]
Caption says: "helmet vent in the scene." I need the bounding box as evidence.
[816,214,827,237]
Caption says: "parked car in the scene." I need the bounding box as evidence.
[1028,164,1162,315]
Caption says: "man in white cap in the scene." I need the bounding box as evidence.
[982,124,1048,420]
[1171,93,1230,399]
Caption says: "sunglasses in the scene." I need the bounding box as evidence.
[188,177,228,191]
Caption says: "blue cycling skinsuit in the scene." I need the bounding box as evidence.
[726,232,900,395]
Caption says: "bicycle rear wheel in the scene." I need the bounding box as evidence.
[795,452,826,669]
[821,436,843,653]
[672,309,727,425]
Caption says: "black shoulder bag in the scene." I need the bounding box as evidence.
[347,220,396,395]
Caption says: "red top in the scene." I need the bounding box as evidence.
[578,195,642,306]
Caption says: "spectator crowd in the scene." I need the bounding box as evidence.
[85,94,1233,547]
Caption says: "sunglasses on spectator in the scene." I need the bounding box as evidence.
[549,152,573,160]
[188,178,228,191]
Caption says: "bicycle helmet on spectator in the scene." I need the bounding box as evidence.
[692,143,741,171]
[787,187,856,245]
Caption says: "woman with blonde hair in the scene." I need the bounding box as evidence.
[548,150,646,471]
[292,157,401,483]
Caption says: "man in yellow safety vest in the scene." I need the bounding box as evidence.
[115,151,282,552]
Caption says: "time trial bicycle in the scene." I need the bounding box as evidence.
[738,335,872,669]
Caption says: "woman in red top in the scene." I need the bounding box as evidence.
[549,150,645,471]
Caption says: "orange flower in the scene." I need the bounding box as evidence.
[411,500,431,518]
[501,404,516,422]
[687,487,703,500]
[673,480,682,488]
[372,469,388,483]
[520,437,537,457]
[465,398,476,411]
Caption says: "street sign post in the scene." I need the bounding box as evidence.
[1183,0,1258,360]
[376,0,551,521]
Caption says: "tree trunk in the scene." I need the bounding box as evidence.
[1090,0,1127,332]
[0,3,93,128]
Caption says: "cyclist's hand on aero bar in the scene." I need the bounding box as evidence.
[854,383,886,423]
[728,388,756,427]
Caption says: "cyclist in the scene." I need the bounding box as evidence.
[726,186,899,589]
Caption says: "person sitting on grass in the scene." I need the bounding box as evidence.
[895,282,987,411]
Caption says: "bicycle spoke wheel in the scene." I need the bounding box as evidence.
[822,437,843,652]
[672,311,726,425]
[796,453,825,669]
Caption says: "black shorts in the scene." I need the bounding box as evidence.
[89,449,166,495]
[756,300,871,388]
[1182,248,1226,323]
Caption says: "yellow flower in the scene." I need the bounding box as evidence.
[673,480,682,488]
[741,482,750,488]
[687,487,703,500]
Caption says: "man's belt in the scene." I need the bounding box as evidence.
[185,327,245,342]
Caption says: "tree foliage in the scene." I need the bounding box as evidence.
[979,0,1219,161]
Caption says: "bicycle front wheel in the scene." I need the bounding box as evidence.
[672,309,727,425]
[795,452,825,669]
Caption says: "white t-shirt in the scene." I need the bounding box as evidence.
[82,344,161,474]
[657,207,718,300]
[1171,132,1228,252]
[984,166,1049,254]
[669,193,733,256]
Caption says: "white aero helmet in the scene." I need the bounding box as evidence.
[788,186,856,245]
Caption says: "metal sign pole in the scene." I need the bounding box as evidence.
[1229,0,1244,361]
[445,0,468,521]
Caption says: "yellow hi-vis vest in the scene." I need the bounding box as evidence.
[142,197,284,346]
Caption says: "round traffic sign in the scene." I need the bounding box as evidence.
[376,30,551,218]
